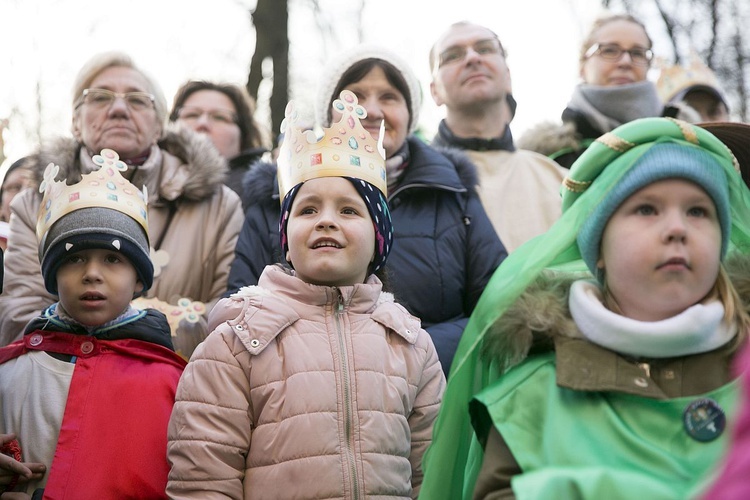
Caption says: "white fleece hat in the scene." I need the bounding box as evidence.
[314,44,422,133]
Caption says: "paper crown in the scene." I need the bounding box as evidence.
[37,149,149,243]
[277,89,387,199]
[656,53,726,105]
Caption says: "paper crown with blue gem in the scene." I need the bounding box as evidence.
[36,149,154,294]
[36,149,149,243]
[277,89,387,199]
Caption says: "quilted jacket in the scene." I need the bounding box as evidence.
[167,265,445,499]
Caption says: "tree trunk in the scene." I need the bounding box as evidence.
[248,0,289,146]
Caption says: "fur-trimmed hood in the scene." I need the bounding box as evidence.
[516,121,579,158]
[481,254,750,373]
[241,160,278,209]
[517,102,703,159]
[26,123,228,202]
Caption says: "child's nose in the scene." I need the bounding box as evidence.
[663,213,688,242]
[82,262,104,282]
[315,210,338,230]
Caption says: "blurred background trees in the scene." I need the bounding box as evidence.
[245,0,750,142]
[1,0,750,163]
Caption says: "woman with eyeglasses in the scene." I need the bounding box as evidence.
[0,52,244,359]
[169,81,271,203]
[227,44,507,378]
[518,13,700,168]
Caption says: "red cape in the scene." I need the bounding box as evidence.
[0,330,186,499]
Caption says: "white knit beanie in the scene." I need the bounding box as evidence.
[314,44,422,133]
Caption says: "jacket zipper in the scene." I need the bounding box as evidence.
[333,288,361,499]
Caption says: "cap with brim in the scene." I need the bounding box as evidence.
[671,84,728,108]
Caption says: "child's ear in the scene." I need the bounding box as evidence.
[133,280,144,297]
[285,250,292,264]
[596,257,605,270]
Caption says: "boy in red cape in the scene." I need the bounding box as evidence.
[0,149,186,499]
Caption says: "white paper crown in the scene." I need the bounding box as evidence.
[36,148,149,242]
[657,53,726,104]
[277,89,387,199]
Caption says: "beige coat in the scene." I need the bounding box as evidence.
[463,149,566,253]
[0,126,243,357]
[167,265,445,499]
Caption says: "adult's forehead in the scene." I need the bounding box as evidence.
[434,23,499,49]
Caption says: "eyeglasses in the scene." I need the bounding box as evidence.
[79,88,156,111]
[437,38,505,68]
[176,107,238,126]
[584,43,654,66]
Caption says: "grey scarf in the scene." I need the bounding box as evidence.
[568,81,663,134]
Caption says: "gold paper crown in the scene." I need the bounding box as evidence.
[656,53,725,104]
[36,149,149,242]
[277,89,387,199]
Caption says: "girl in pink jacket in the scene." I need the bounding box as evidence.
[166,91,445,499]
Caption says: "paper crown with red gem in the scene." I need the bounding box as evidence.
[36,148,149,243]
[277,89,387,199]
[656,53,728,106]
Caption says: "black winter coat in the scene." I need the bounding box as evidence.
[228,137,507,375]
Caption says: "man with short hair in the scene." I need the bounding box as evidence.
[430,21,566,252]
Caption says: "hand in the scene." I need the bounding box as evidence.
[1,493,32,499]
[0,434,45,488]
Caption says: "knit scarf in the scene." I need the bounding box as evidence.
[386,141,411,193]
[568,81,663,135]
[52,302,141,335]
[569,280,737,358]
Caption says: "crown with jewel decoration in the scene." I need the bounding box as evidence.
[656,52,727,105]
[36,148,149,244]
[277,89,387,199]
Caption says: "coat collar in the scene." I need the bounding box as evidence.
[223,266,420,356]
[482,254,750,375]
[27,123,228,203]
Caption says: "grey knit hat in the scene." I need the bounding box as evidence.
[315,44,422,133]
[577,142,731,281]
[40,207,153,295]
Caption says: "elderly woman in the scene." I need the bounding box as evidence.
[169,80,270,202]
[519,13,700,168]
[0,52,243,358]
[227,44,506,376]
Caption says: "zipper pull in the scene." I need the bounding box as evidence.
[334,288,344,313]
[638,362,651,378]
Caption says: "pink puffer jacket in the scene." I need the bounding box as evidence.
[167,265,445,499]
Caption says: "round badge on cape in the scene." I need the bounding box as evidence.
[683,398,726,442]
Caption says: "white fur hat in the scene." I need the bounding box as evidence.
[314,44,422,134]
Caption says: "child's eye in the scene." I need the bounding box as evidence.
[341,207,360,215]
[64,255,84,265]
[104,254,122,264]
[298,207,316,215]
[635,204,656,215]
[688,206,709,217]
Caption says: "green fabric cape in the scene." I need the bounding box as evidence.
[420,117,750,499]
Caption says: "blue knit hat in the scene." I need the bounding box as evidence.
[577,142,731,280]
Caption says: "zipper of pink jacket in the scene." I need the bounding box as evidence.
[333,287,361,499]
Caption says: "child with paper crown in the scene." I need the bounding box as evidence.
[419,117,750,499]
[166,91,445,499]
[0,149,186,498]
